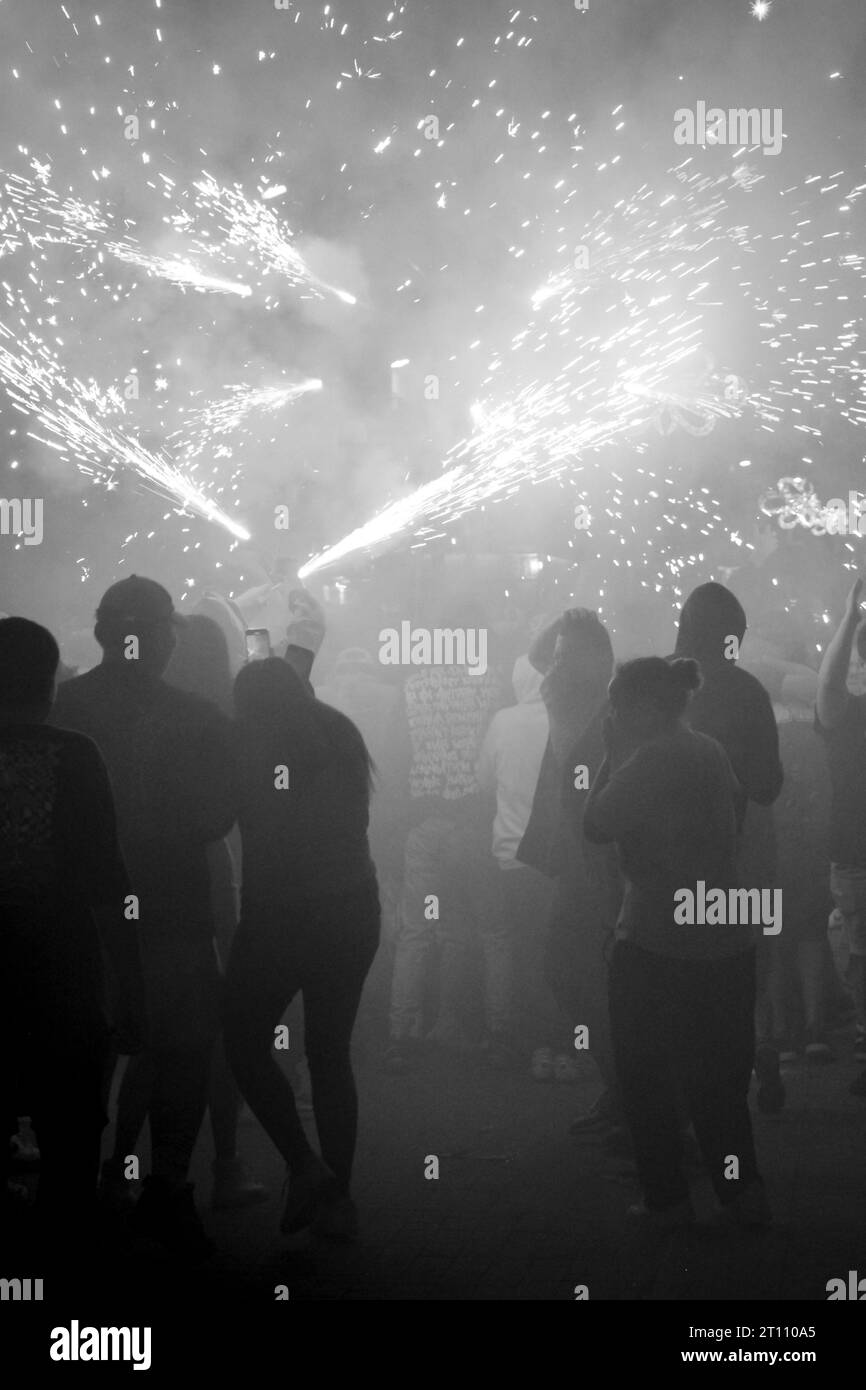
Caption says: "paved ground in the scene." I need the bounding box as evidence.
[174,1023,866,1305]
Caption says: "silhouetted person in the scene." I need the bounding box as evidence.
[519,610,622,1118]
[816,577,866,1096]
[0,617,144,1249]
[673,582,784,1111]
[585,657,768,1230]
[163,614,266,1211]
[52,577,235,1258]
[224,658,380,1241]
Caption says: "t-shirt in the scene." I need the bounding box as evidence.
[0,722,129,1018]
[583,726,751,959]
[403,666,504,820]
[815,693,866,868]
[52,663,236,940]
[678,658,783,827]
[234,701,377,909]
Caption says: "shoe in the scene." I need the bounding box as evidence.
[312,1194,359,1243]
[553,1053,580,1084]
[569,1090,621,1134]
[530,1047,555,1081]
[854,1028,866,1063]
[849,1068,866,1097]
[626,1197,696,1232]
[383,1039,423,1074]
[279,1155,338,1236]
[803,1028,835,1064]
[211,1158,268,1212]
[131,1177,213,1261]
[772,1035,798,1064]
[755,1045,785,1114]
[713,1180,772,1230]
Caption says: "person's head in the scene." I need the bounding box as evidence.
[608,656,702,740]
[165,614,233,714]
[233,655,309,723]
[675,582,747,662]
[0,617,60,722]
[94,576,177,675]
[558,608,615,690]
[234,656,374,795]
[333,646,376,679]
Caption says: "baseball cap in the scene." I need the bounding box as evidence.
[96,576,177,628]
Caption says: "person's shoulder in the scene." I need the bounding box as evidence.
[158,682,229,727]
[729,662,774,702]
[52,665,101,704]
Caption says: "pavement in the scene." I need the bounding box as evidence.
[178,1023,866,1304]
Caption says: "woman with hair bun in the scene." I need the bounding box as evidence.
[583,657,768,1231]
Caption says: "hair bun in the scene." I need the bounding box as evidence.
[669,657,702,692]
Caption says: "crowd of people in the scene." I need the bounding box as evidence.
[2,566,866,1263]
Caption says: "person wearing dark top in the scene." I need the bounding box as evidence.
[673,581,785,1111]
[224,658,380,1242]
[673,582,784,823]
[0,618,144,1245]
[585,657,769,1230]
[816,576,866,1096]
[51,576,235,1258]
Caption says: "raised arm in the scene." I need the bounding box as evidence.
[817,578,863,730]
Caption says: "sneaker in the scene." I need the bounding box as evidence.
[211,1158,268,1212]
[552,1053,580,1084]
[626,1197,696,1232]
[312,1194,358,1243]
[383,1038,423,1074]
[713,1180,772,1230]
[772,1036,798,1064]
[854,1028,866,1064]
[280,1155,338,1236]
[803,1028,835,1064]
[754,1045,785,1114]
[849,1068,866,1097]
[131,1177,213,1261]
[530,1047,555,1081]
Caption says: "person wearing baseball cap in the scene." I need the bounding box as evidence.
[52,576,236,1259]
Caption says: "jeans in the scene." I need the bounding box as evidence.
[388,814,499,1040]
[224,885,380,1193]
[609,940,759,1211]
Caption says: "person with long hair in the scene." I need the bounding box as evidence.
[224,658,380,1240]
[584,657,768,1231]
